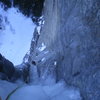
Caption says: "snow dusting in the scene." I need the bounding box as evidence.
[38,43,46,52]
[54,61,57,65]
[41,57,46,62]
[37,26,41,35]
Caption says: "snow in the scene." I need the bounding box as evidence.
[23,56,29,63]
[0,80,81,100]
[41,57,46,62]
[23,51,30,63]
[38,16,45,25]
[0,5,35,65]
[41,75,56,85]
[37,26,41,35]
[0,80,18,100]
[36,16,45,35]
[54,61,57,65]
[9,86,49,100]
[38,43,46,52]
[44,50,49,54]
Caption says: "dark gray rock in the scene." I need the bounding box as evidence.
[0,54,15,80]
[12,63,30,83]
[0,53,30,82]
[0,72,8,80]
[30,0,100,99]
[0,0,45,17]
[11,67,23,82]
[3,58,15,80]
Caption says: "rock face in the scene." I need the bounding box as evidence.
[30,0,100,99]
[13,0,45,17]
[0,54,15,80]
[0,0,45,17]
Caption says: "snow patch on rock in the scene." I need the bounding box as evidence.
[38,43,46,52]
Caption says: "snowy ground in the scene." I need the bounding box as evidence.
[0,80,82,100]
[0,80,18,100]
[0,4,35,65]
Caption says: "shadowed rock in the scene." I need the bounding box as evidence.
[0,0,45,17]
[0,54,15,80]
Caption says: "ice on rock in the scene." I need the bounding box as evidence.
[54,61,57,66]
[29,65,39,84]
[23,51,30,63]
[41,57,46,62]
[38,16,45,25]
[44,51,49,54]
[36,16,45,35]
[38,43,46,52]
[37,26,41,35]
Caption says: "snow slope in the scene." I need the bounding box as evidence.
[0,5,35,65]
[0,80,81,100]
[0,80,18,100]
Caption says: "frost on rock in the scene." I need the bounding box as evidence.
[38,16,45,26]
[30,16,45,55]
[54,61,57,66]
[36,16,45,35]
[41,57,46,62]
[37,26,41,35]
[38,43,46,52]
[23,51,30,63]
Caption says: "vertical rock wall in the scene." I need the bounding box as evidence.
[30,0,100,99]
